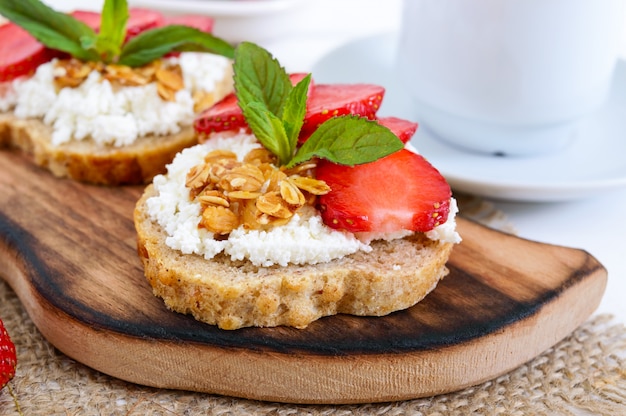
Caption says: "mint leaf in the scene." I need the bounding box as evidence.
[118,25,235,67]
[0,0,99,62]
[94,0,129,61]
[233,42,292,117]
[242,102,292,165]
[233,42,304,166]
[281,74,311,156]
[230,42,403,169]
[288,116,404,168]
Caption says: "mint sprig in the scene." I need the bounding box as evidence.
[233,42,403,168]
[233,43,294,117]
[290,115,405,167]
[86,0,128,62]
[0,0,235,67]
[118,25,235,67]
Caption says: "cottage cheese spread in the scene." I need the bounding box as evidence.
[2,52,231,147]
[147,132,461,267]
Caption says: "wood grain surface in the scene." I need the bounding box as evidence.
[0,147,607,404]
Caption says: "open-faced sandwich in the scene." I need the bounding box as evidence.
[134,42,461,330]
[0,0,234,185]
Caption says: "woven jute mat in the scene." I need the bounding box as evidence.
[1,196,626,415]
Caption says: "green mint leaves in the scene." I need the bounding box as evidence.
[234,42,309,166]
[233,42,403,168]
[87,0,128,62]
[290,115,405,167]
[117,24,235,67]
[0,0,235,67]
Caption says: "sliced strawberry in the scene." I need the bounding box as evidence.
[194,73,315,136]
[0,318,17,391]
[299,83,385,141]
[194,80,381,138]
[316,148,451,233]
[195,93,246,136]
[163,15,214,33]
[0,23,58,82]
[377,117,418,144]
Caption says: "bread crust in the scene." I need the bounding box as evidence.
[134,184,454,330]
[0,112,198,185]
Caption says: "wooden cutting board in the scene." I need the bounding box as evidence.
[0,148,607,404]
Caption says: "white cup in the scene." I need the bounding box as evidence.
[396,0,625,156]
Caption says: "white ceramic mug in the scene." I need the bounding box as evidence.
[396,0,625,156]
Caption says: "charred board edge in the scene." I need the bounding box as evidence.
[1,246,606,404]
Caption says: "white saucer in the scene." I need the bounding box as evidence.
[312,32,626,202]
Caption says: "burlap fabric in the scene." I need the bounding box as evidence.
[1,196,625,415]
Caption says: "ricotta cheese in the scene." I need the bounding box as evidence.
[7,52,231,147]
[147,131,372,267]
[147,131,461,267]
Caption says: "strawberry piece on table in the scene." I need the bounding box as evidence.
[316,148,451,233]
[0,23,58,82]
[0,318,17,390]
[163,15,214,33]
[377,117,418,144]
[194,73,315,136]
[299,83,385,141]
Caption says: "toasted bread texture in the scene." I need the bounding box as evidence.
[0,112,199,185]
[134,184,455,330]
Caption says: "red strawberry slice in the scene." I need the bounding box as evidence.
[316,148,451,233]
[195,93,246,136]
[194,73,315,136]
[163,15,214,33]
[377,117,418,144]
[0,318,17,391]
[194,81,382,139]
[299,83,385,140]
[0,23,58,82]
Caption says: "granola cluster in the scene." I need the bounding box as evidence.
[185,148,331,235]
[52,58,215,111]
